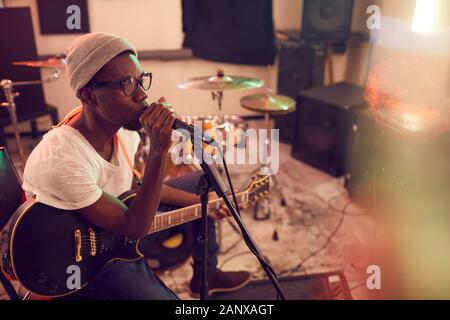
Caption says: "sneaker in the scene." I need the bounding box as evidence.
[188,268,251,298]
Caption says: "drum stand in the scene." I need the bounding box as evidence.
[211,88,248,250]
[0,80,26,168]
[0,69,60,170]
[249,109,288,218]
[239,66,293,220]
[211,90,224,123]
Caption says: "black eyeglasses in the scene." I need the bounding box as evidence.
[88,72,152,96]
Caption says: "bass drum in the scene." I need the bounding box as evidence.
[139,223,194,272]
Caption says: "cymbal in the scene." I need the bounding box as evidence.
[13,57,66,69]
[178,72,264,91]
[240,93,296,114]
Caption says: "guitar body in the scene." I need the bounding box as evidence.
[8,200,141,298]
[121,191,194,272]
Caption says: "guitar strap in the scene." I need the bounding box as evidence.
[53,106,143,181]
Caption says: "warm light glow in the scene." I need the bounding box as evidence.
[412,0,437,34]
[364,54,450,140]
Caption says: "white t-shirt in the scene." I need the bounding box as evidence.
[22,125,141,210]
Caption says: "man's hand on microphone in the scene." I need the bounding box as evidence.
[139,97,177,154]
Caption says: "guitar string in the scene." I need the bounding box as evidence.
[81,236,137,253]
[79,213,205,253]
[80,237,123,253]
[78,205,206,239]
[79,186,254,242]
[78,201,244,249]
[78,195,244,242]
[80,196,248,252]
[77,193,251,250]
[79,213,206,252]
[79,189,266,255]
[80,214,198,246]
[59,188,260,256]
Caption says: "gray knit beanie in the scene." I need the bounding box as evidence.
[65,32,137,93]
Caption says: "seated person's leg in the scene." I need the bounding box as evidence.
[163,171,218,271]
[60,259,179,300]
[164,171,250,298]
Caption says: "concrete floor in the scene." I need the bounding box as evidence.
[159,141,376,300]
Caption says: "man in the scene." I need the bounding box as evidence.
[22,32,250,299]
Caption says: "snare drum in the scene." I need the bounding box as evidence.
[186,114,247,147]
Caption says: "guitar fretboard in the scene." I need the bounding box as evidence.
[94,192,250,252]
[91,176,269,252]
[148,191,249,234]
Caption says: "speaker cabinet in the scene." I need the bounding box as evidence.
[292,82,365,176]
[301,0,354,42]
[211,271,352,300]
[275,41,325,143]
[344,109,375,199]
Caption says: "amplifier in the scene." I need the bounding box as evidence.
[211,271,352,300]
[292,82,366,176]
[275,40,326,143]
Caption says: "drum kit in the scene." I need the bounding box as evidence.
[176,69,295,217]
[149,70,297,268]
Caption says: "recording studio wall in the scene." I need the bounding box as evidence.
[37,0,90,34]
[0,7,46,122]
[182,0,276,65]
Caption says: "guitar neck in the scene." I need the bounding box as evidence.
[147,191,249,234]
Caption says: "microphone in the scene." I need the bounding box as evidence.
[140,103,217,146]
[172,118,217,146]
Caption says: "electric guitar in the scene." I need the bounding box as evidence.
[7,175,270,297]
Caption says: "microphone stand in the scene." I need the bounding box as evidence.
[192,135,286,300]
[194,173,213,300]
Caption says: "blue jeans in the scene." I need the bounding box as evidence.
[67,171,219,300]
[162,171,219,274]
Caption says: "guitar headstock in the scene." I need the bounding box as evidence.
[245,175,271,204]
